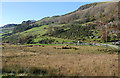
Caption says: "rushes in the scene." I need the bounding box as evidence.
[2,44,118,76]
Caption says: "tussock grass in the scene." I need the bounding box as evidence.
[2,44,118,76]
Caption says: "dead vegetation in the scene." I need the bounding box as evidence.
[2,44,118,76]
[53,45,79,50]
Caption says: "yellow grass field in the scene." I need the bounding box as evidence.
[2,44,118,76]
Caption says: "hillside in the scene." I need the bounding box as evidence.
[1,2,120,45]
[0,24,19,39]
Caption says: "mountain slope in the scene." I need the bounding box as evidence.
[2,2,120,44]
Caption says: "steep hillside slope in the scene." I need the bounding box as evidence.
[2,2,120,44]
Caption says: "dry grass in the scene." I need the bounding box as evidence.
[2,44,118,76]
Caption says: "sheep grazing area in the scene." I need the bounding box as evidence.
[2,44,119,76]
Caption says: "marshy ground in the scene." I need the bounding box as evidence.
[2,44,119,76]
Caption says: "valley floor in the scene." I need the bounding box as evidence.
[2,44,118,76]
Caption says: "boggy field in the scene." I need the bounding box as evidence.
[2,44,118,76]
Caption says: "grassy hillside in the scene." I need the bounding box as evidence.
[0,24,18,39]
[1,2,120,44]
[1,2,119,77]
